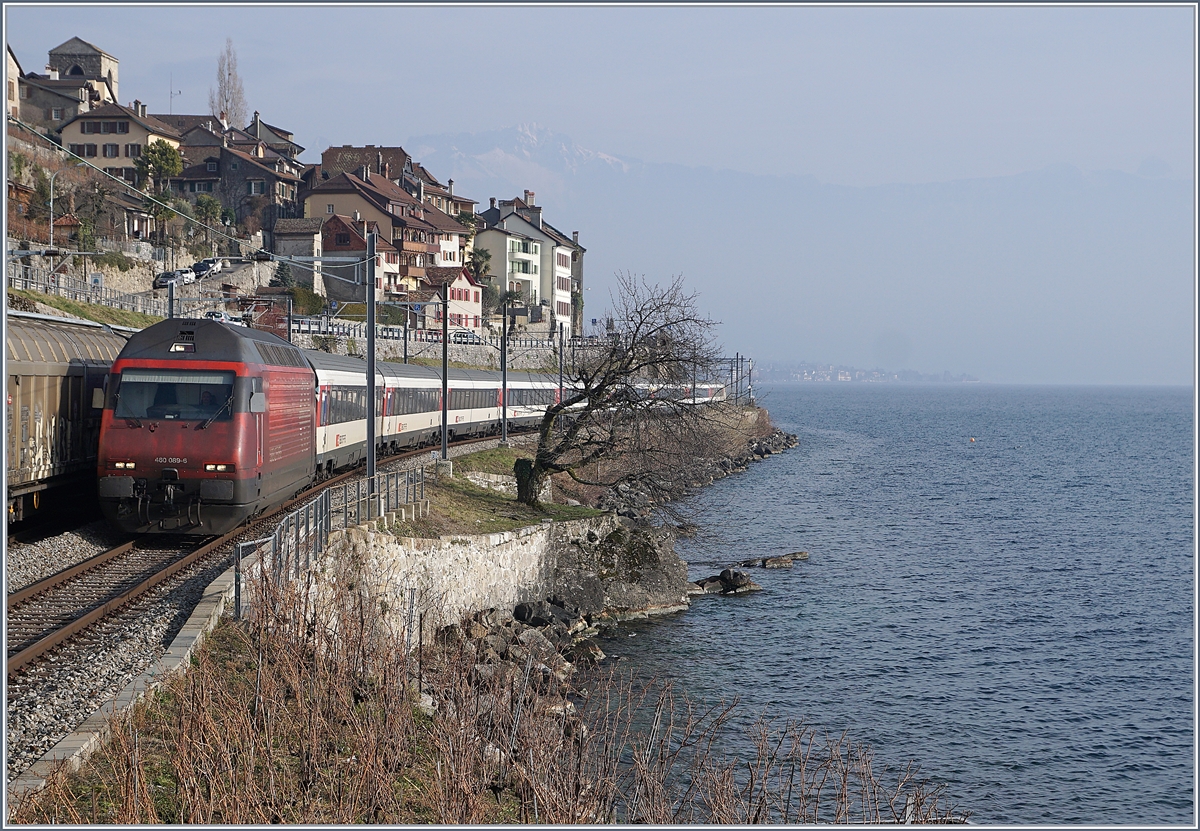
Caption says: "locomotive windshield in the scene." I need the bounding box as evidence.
[114,369,236,421]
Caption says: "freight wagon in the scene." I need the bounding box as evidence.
[6,312,131,523]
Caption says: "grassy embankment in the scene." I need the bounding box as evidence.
[388,444,604,539]
[9,288,162,329]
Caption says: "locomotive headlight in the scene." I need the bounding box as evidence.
[204,463,234,472]
[113,461,135,469]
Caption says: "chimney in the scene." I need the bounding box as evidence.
[418,180,424,202]
[359,165,370,182]
[45,65,59,81]
[448,179,454,197]
[377,150,383,174]
[219,111,228,130]
[524,189,535,205]
[384,161,390,179]
[489,197,496,209]
[572,231,579,246]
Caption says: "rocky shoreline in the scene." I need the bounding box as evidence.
[444,423,801,688]
[596,426,799,522]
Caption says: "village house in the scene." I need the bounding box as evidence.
[270,216,325,294]
[15,37,119,136]
[408,266,483,334]
[154,111,305,233]
[169,142,302,232]
[304,167,449,286]
[306,145,477,264]
[424,266,483,332]
[319,214,401,304]
[58,100,180,185]
[474,191,584,337]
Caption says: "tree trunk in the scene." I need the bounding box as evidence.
[514,458,545,508]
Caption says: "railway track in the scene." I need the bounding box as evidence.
[4,431,522,679]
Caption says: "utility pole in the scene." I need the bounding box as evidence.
[168,280,175,319]
[441,281,449,460]
[500,295,509,446]
[366,233,376,488]
[558,321,564,432]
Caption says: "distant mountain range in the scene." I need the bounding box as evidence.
[405,125,1193,385]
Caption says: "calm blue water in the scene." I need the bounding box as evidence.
[596,383,1194,824]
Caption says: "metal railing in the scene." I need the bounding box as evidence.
[336,467,425,531]
[232,466,425,618]
[289,315,560,348]
[8,263,170,317]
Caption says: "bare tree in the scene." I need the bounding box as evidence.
[208,38,247,128]
[513,272,730,508]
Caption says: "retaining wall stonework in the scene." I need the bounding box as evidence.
[323,513,689,637]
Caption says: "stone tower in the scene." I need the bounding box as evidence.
[47,36,118,100]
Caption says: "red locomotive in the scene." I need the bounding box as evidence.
[97,319,315,534]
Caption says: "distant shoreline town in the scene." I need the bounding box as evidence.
[757,362,979,384]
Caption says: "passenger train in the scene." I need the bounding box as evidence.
[95,318,572,534]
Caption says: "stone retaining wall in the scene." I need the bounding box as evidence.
[322,512,689,638]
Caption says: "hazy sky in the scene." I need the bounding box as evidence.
[5,4,1195,383]
[6,5,1193,186]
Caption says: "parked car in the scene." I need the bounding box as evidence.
[202,310,244,326]
[175,267,196,284]
[450,330,485,344]
[153,271,176,289]
[201,257,223,275]
[192,261,213,278]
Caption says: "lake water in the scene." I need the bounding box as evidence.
[595,383,1194,824]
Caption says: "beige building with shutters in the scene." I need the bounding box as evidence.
[58,101,180,184]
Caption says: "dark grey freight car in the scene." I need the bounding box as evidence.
[6,312,131,523]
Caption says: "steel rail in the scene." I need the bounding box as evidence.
[6,541,138,608]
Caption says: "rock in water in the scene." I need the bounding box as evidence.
[718,569,761,593]
[763,555,794,569]
[719,568,751,587]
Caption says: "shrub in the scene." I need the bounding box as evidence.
[93,251,135,272]
[289,286,325,316]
